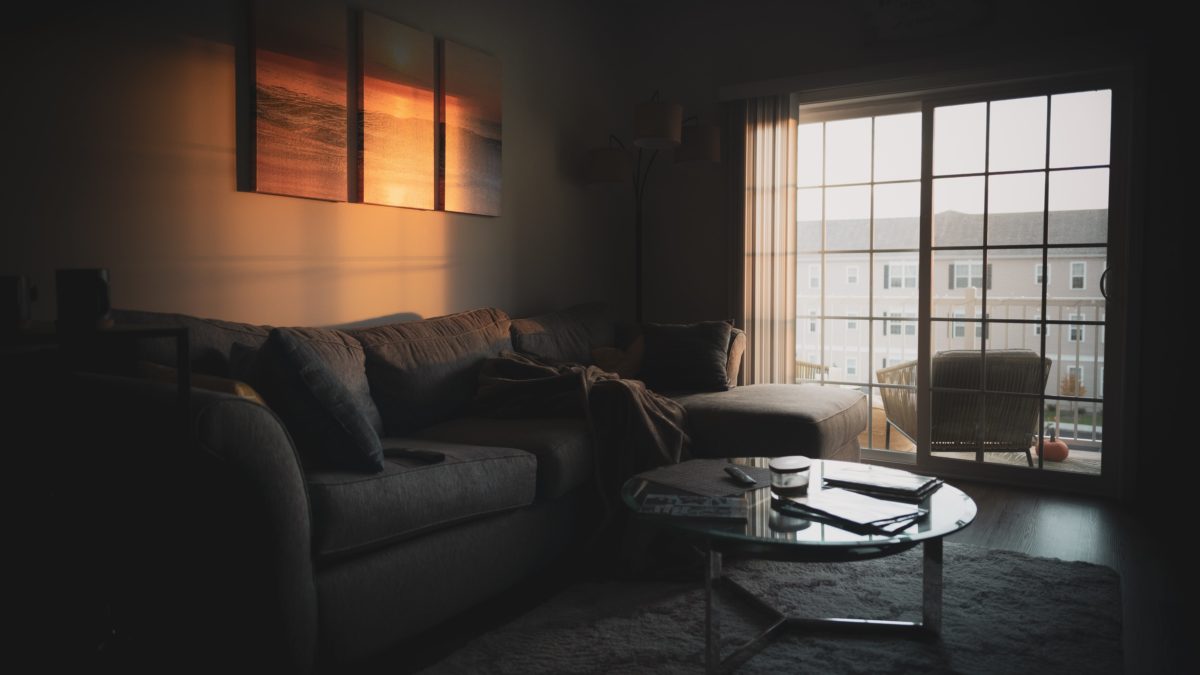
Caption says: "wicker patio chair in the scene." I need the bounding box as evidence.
[875,349,1051,466]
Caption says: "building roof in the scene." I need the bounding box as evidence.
[799,209,1107,257]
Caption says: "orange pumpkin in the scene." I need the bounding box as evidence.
[1035,432,1070,462]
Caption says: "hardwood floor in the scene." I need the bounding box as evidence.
[947,480,1192,673]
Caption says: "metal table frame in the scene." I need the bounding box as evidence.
[701,538,943,674]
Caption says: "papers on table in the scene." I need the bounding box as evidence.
[822,464,944,501]
[772,487,927,534]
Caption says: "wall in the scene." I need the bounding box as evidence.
[1,0,629,326]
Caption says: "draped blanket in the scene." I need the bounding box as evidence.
[473,351,689,503]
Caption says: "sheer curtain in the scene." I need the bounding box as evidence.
[735,95,797,384]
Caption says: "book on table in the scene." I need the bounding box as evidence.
[772,488,928,533]
[637,493,747,520]
[822,464,944,501]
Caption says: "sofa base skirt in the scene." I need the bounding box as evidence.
[314,495,579,668]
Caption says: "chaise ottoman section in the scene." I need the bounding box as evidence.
[672,384,868,461]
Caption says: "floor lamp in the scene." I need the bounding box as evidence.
[587,93,721,323]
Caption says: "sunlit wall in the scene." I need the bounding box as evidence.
[0,1,628,326]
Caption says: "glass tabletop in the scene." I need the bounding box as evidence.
[621,458,976,558]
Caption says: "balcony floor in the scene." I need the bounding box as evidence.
[861,400,1103,475]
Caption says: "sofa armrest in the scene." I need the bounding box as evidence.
[84,375,317,673]
[726,328,746,387]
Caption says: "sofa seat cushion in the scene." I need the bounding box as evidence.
[672,384,868,460]
[413,417,592,500]
[306,439,536,561]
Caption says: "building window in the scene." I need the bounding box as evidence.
[1068,313,1085,342]
[975,311,989,340]
[1035,264,1050,285]
[846,357,858,376]
[950,262,991,290]
[808,310,818,333]
[846,311,859,331]
[883,263,917,289]
[809,265,821,289]
[951,309,966,338]
[1071,262,1086,290]
[883,312,900,336]
[846,266,859,285]
[1033,312,1042,336]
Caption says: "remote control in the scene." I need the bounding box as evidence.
[724,465,757,486]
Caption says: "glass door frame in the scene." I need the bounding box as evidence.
[798,69,1133,497]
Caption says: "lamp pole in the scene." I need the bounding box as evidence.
[632,148,658,324]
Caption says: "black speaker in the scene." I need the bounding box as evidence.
[2,275,35,334]
[56,269,112,331]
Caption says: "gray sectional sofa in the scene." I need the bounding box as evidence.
[96,303,867,672]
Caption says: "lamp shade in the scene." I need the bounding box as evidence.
[633,101,682,149]
[674,123,721,163]
[586,146,630,183]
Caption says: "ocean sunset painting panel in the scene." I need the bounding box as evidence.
[361,14,435,209]
[254,1,347,201]
[443,40,502,216]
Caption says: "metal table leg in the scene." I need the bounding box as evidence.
[705,546,722,674]
[923,538,943,635]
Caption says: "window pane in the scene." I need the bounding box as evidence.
[873,319,919,380]
[929,389,984,454]
[797,253,821,304]
[826,341,868,384]
[825,185,870,251]
[1048,169,1108,245]
[933,250,984,320]
[933,176,983,247]
[934,102,986,176]
[981,393,1042,457]
[871,385,916,451]
[1040,399,1102,474]
[825,117,871,185]
[987,172,1046,246]
[798,188,823,252]
[824,252,867,321]
[874,182,919,249]
[981,325,1049,391]
[985,252,1046,318]
[874,112,921,181]
[874,252,918,316]
[1050,90,1112,169]
[988,96,1048,172]
[797,122,824,187]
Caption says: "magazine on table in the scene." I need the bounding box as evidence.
[822,464,944,501]
[637,493,748,520]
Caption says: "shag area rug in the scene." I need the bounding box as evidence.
[421,543,1122,674]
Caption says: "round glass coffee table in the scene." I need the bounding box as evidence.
[621,458,976,674]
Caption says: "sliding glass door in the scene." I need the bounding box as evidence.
[796,75,1126,490]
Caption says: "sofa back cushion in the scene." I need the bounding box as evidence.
[351,308,512,434]
[639,321,734,393]
[255,328,384,472]
[509,302,614,363]
[110,309,271,377]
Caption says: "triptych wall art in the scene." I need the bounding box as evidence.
[246,2,502,216]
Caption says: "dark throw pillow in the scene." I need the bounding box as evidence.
[256,328,384,473]
[639,321,733,393]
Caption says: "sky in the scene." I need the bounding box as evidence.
[797,90,1112,220]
